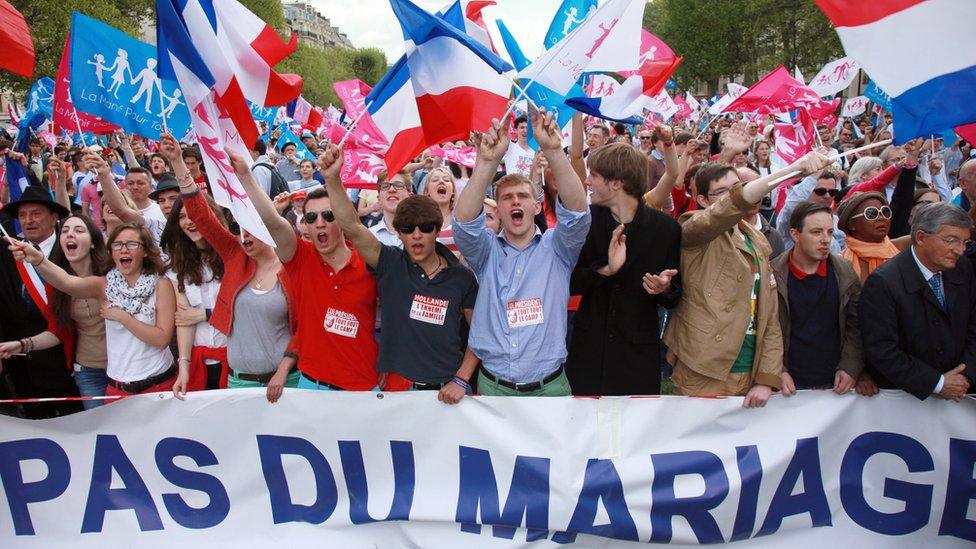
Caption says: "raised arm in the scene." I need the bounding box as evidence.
[456,114,511,222]
[87,151,143,224]
[569,112,586,184]
[645,125,680,209]
[117,132,141,170]
[225,148,297,262]
[319,144,381,267]
[532,105,586,212]
[6,237,104,299]
[47,159,71,212]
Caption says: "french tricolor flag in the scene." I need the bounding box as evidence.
[565,57,680,124]
[368,0,511,174]
[286,95,323,131]
[157,0,303,147]
[815,0,976,143]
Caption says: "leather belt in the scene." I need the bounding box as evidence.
[108,364,177,394]
[480,365,563,392]
[300,372,345,390]
[412,381,447,391]
[231,366,296,385]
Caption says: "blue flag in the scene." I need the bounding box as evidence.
[276,126,315,161]
[497,19,580,148]
[16,78,54,147]
[543,0,598,50]
[864,81,893,112]
[250,101,280,126]
[69,12,191,140]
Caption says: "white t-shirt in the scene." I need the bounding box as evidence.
[105,288,174,382]
[166,267,226,357]
[502,141,535,177]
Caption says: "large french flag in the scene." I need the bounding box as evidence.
[156,0,303,147]
[369,0,512,174]
[439,0,497,53]
[815,0,976,142]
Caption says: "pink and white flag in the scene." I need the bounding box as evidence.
[333,79,388,153]
[618,29,676,78]
[808,56,860,97]
[585,74,619,98]
[841,95,869,118]
[429,144,476,167]
[340,145,386,189]
[774,111,815,164]
[648,89,679,121]
[518,0,643,95]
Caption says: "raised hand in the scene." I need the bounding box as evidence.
[721,122,752,154]
[793,149,832,177]
[83,151,111,177]
[223,147,251,180]
[529,104,562,152]
[642,269,678,295]
[655,124,674,146]
[599,224,627,277]
[159,133,183,164]
[6,236,44,266]
[477,115,511,163]
[317,144,344,181]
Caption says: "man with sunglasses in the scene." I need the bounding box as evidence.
[776,169,845,254]
[369,171,413,247]
[773,201,863,396]
[454,106,591,397]
[859,203,976,401]
[233,154,380,393]
[318,145,480,402]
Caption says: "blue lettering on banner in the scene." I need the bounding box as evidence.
[256,435,338,525]
[649,451,729,544]
[551,458,638,544]
[939,438,976,541]
[730,445,763,541]
[337,440,415,524]
[756,437,831,536]
[0,439,71,536]
[840,432,934,536]
[81,434,164,533]
[155,437,230,529]
[1,428,974,543]
[455,446,551,541]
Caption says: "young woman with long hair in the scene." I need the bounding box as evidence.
[423,166,458,252]
[8,222,177,398]
[0,215,111,409]
[161,194,227,394]
[158,134,300,402]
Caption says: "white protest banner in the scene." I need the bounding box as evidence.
[1,391,974,547]
[841,96,870,118]
[808,57,860,97]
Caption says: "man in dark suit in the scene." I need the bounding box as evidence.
[860,203,976,401]
[0,186,80,418]
[567,138,682,395]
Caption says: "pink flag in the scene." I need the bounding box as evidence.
[725,66,835,116]
[774,110,815,164]
[673,94,692,119]
[618,30,676,78]
[430,144,476,168]
[333,79,388,153]
[340,145,386,189]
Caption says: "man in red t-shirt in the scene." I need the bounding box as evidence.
[228,151,379,392]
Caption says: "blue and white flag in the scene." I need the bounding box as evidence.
[863,81,892,113]
[69,12,190,140]
[276,126,315,160]
[543,0,598,50]
[17,77,54,146]
[496,18,579,148]
[249,101,280,126]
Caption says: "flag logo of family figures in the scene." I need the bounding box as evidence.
[68,12,191,140]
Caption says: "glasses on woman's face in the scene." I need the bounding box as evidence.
[851,205,892,221]
[396,222,438,234]
[303,210,335,224]
[812,187,839,197]
[110,241,143,251]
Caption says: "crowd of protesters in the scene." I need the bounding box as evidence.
[1,102,974,419]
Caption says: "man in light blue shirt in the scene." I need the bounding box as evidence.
[454,107,591,396]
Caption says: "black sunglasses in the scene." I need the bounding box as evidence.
[811,187,839,197]
[396,222,438,234]
[303,210,335,224]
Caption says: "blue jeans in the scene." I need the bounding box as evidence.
[74,365,108,410]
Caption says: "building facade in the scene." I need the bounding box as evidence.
[283,2,353,50]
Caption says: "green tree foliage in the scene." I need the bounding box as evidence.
[645,0,842,94]
[278,45,388,107]
[2,0,153,95]
[240,0,285,30]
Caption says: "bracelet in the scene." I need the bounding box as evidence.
[26,337,34,354]
[205,308,213,321]
[451,376,472,394]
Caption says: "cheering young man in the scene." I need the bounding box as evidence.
[453,106,591,396]
[318,145,480,403]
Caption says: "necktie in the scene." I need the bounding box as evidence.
[928,273,946,310]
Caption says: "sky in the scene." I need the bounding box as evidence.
[304,0,564,63]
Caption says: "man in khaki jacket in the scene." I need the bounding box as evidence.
[664,124,831,407]
[772,201,863,395]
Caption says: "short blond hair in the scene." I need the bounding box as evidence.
[492,173,540,201]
